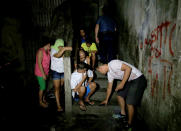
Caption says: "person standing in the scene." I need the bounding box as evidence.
[50,38,72,112]
[96,60,147,130]
[34,39,51,108]
[95,7,117,63]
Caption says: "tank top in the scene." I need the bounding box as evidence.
[35,48,50,77]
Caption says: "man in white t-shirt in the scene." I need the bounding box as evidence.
[96,60,147,130]
[71,62,97,111]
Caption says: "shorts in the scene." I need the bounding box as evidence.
[36,76,46,91]
[52,70,64,80]
[117,75,147,105]
[74,84,91,102]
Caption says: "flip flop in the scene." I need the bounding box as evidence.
[40,102,48,108]
[79,105,87,111]
[84,101,94,106]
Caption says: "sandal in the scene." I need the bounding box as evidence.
[84,100,94,106]
[40,102,48,108]
[43,100,49,105]
[79,105,86,111]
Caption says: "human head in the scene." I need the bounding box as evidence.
[77,62,88,73]
[85,38,92,47]
[43,43,51,51]
[80,29,86,37]
[41,37,53,51]
[79,49,86,62]
[96,64,109,75]
[51,38,64,51]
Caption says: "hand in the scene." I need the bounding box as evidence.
[42,74,47,80]
[82,73,87,80]
[95,37,99,43]
[86,82,91,87]
[115,84,124,92]
[73,88,78,92]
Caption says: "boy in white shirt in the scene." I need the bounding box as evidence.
[96,60,147,130]
[71,62,96,111]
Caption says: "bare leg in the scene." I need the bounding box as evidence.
[39,90,48,108]
[77,86,86,111]
[60,78,64,87]
[117,95,126,115]
[84,82,96,103]
[53,79,63,111]
[127,104,134,125]
[91,53,96,69]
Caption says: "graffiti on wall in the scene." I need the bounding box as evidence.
[140,21,176,99]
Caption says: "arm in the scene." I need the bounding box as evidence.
[101,82,113,105]
[95,24,99,43]
[37,50,46,80]
[115,63,132,91]
[86,56,90,65]
[88,77,93,83]
[74,73,87,91]
[53,47,72,58]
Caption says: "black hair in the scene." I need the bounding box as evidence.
[85,37,92,44]
[77,62,88,70]
[41,37,54,46]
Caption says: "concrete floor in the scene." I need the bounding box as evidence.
[0,67,148,131]
[0,89,148,131]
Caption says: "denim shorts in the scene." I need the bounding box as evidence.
[52,70,64,80]
[74,84,91,102]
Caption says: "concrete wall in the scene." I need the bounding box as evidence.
[107,0,181,130]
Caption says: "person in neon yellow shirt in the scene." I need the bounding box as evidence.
[81,38,97,70]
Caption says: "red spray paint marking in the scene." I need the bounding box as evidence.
[143,21,175,59]
[144,21,171,56]
[140,21,176,99]
[151,73,158,97]
[160,59,173,95]
[169,23,176,56]
[148,56,154,73]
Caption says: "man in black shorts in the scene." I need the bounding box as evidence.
[96,60,147,130]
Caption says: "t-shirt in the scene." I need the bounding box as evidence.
[96,15,116,32]
[107,60,142,83]
[50,48,64,73]
[71,70,93,97]
[81,42,97,56]
[84,59,93,77]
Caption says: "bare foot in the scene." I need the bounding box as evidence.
[57,106,63,112]
[84,100,94,105]
[79,104,86,111]
[40,102,48,108]
[99,100,107,106]
[79,101,86,111]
